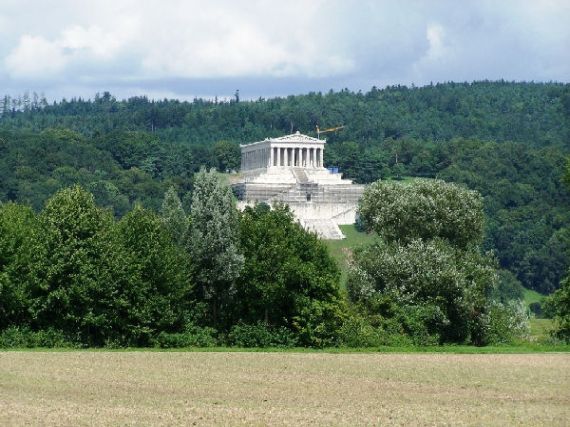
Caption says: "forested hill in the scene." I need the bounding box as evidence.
[1,81,569,147]
[0,81,569,294]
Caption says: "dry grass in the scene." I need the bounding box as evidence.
[1,351,569,426]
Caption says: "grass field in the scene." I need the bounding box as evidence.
[1,351,568,426]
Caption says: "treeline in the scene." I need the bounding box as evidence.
[1,175,539,348]
[0,174,344,348]
[2,82,568,147]
[0,81,569,295]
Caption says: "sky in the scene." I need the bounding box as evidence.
[0,0,569,101]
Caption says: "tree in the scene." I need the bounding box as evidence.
[562,157,570,189]
[187,168,244,327]
[0,203,37,329]
[113,205,192,343]
[348,239,497,344]
[213,140,241,172]
[28,186,119,344]
[236,204,344,346]
[358,179,484,249]
[349,179,521,345]
[160,186,189,245]
[545,270,570,342]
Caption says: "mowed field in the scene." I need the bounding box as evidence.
[1,351,568,426]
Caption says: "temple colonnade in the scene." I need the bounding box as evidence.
[241,145,324,170]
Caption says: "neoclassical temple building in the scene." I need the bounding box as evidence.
[232,131,365,239]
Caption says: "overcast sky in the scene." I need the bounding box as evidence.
[0,0,568,101]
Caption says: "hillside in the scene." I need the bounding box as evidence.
[0,81,569,294]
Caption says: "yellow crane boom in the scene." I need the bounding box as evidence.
[316,125,345,139]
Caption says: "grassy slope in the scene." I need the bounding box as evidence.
[324,224,377,286]
[524,287,546,305]
[522,288,554,340]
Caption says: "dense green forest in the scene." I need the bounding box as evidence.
[0,81,569,296]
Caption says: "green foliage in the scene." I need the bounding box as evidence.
[213,140,241,172]
[188,168,244,326]
[0,82,568,347]
[338,314,385,347]
[291,297,346,347]
[160,186,189,245]
[359,179,484,249]
[113,205,193,344]
[529,302,543,318]
[226,322,298,348]
[484,300,530,345]
[563,156,570,189]
[0,203,37,329]
[22,186,193,346]
[337,313,415,347]
[0,82,568,294]
[29,186,118,344]
[349,178,526,345]
[545,271,570,342]
[0,326,73,348]
[491,270,525,303]
[348,239,498,344]
[153,326,218,348]
[236,204,345,346]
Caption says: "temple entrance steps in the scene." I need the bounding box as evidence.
[301,219,345,240]
[292,168,309,183]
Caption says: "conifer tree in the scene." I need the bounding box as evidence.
[160,186,188,245]
[187,168,243,326]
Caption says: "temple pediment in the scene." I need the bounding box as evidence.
[269,131,323,143]
[240,131,324,148]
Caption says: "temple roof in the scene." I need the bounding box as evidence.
[269,131,322,143]
[241,131,324,148]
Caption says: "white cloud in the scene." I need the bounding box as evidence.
[5,35,67,79]
[59,20,139,60]
[0,0,568,98]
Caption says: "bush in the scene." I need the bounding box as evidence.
[544,271,570,342]
[491,270,525,303]
[0,327,74,348]
[395,305,446,346]
[338,315,384,347]
[226,322,298,348]
[348,239,497,344]
[484,301,530,345]
[153,326,218,348]
[529,302,543,318]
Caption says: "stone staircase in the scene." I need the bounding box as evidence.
[292,168,309,183]
[302,219,345,240]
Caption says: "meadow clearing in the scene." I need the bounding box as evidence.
[1,351,568,426]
